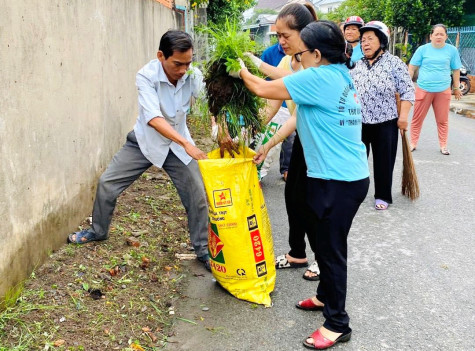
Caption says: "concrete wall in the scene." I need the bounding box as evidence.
[0,0,190,299]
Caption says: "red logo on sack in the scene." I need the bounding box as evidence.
[250,230,265,263]
[209,225,224,259]
[213,189,233,208]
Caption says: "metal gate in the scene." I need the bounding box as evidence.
[447,26,475,73]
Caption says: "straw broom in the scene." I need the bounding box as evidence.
[396,93,420,200]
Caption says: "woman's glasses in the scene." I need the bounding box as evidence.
[294,49,313,62]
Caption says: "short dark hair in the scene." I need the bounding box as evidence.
[300,21,354,69]
[431,24,447,34]
[159,30,193,59]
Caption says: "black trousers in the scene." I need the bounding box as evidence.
[279,131,296,174]
[362,118,398,203]
[307,177,369,333]
[284,135,317,259]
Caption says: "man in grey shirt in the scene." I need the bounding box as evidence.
[68,30,215,270]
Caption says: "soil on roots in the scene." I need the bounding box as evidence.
[204,59,239,117]
[204,59,264,140]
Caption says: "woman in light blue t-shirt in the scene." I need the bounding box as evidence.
[408,24,462,155]
[230,21,369,350]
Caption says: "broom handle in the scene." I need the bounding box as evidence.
[395,92,401,116]
[395,92,404,137]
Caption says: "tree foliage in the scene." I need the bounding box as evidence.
[327,0,465,45]
[205,0,256,25]
[326,0,386,24]
[386,0,465,44]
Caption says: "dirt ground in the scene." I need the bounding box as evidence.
[0,120,215,351]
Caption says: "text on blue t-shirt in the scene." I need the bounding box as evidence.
[283,64,369,181]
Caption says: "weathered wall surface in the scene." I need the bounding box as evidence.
[0,0,189,299]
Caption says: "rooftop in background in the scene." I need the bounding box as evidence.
[255,0,314,11]
[252,1,345,15]
[254,0,290,10]
[314,0,343,5]
[257,14,277,25]
[243,14,278,30]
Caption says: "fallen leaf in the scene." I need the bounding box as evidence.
[140,256,150,269]
[141,325,159,342]
[126,236,141,247]
[131,343,145,351]
[147,331,158,342]
[53,339,65,347]
[164,266,172,271]
[109,266,120,276]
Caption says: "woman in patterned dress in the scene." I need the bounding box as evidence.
[350,21,415,210]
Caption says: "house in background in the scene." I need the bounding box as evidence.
[243,0,316,45]
[314,0,344,14]
[254,0,299,11]
[243,14,277,45]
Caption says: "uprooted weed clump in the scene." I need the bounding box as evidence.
[200,19,266,140]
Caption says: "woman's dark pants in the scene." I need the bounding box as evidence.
[362,118,398,203]
[307,177,369,333]
[284,134,317,259]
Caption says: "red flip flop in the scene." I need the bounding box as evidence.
[303,329,352,349]
[296,298,324,311]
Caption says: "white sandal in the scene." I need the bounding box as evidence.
[440,147,450,155]
[303,261,320,281]
[275,254,308,269]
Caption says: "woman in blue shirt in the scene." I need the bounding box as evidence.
[343,15,365,64]
[408,24,462,155]
[246,2,322,282]
[231,21,369,350]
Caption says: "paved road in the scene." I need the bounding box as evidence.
[167,109,475,351]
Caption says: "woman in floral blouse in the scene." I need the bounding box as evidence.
[350,21,415,210]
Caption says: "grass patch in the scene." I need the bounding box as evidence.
[0,121,214,350]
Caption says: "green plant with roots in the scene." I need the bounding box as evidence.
[198,19,266,142]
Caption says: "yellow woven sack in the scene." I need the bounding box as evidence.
[198,147,275,306]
